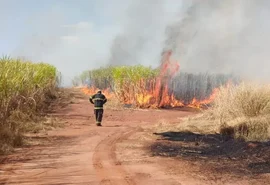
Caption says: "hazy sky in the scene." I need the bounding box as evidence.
[0,0,182,86]
[1,0,270,86]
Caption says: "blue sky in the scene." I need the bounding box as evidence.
[0,0,129,86]
[2,0,270,85]
[0,0,182,86]
[0,0,112,54]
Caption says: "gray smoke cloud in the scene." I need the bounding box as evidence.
[3,0,270,86]
[108,0,181,67]
[164,0,270,82]
[4,0,181,86]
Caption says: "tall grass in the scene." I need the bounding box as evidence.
[74,65,237,105]
[170,72,238,104]
[185,83,270,142]
[111,65,158,105]
[75,67,113,89]
[0,56,60,153]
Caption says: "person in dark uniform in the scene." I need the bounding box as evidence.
[89,90,107,126]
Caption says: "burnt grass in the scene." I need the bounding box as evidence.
[150,131,270,177]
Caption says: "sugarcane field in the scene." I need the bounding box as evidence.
[1,1,270,185]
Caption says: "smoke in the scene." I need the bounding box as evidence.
[164,0,270,82]
[108,0,181,67]
[3,0,182,86]
[3,0,270,86]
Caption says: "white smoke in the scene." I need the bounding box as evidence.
[108,0,182,67]
[2,0,270,85]
[165,0,270,82]
[3,0,182,86]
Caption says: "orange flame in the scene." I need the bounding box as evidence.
[81,87,115,99]
[187,88,220,109]
[80,51,223,109]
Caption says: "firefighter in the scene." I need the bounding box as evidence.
[89,90,107,126]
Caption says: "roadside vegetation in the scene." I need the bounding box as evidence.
[74,65,237,107]
[0,56,64,154]
[174,82,270,142]
[76,65,270,142]
[151,82,270,177]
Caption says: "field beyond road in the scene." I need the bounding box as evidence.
[0,89,269,185]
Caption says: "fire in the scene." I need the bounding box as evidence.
[187,88,220,109]
[153,50,181,107]
[81,84,219,109]
[186,82,232,109]
[81,87,115,99]
[80,51,223,109]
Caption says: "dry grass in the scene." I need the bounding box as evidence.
[0,126,22,154]
[178,82,270,142]
[210,82,270,120]
[153,119,176,133]
[0,89,71,155]
[154,116,219,136]
[0,57,64,154]
[105,98,125,110]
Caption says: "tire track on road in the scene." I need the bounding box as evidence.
[93,127,138,185]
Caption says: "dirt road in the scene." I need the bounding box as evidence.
[0,90,269,185]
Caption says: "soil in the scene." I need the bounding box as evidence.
[0,89,269,185]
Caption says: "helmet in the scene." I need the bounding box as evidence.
[97,90,102,94]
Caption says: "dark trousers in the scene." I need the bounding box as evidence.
[94,109,104,125]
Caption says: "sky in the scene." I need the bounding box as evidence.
[1,0,270,86]
[0,0,182,86]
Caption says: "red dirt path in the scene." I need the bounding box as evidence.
[0,89,269,185]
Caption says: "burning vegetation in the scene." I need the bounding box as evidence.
[76,51,238,109]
